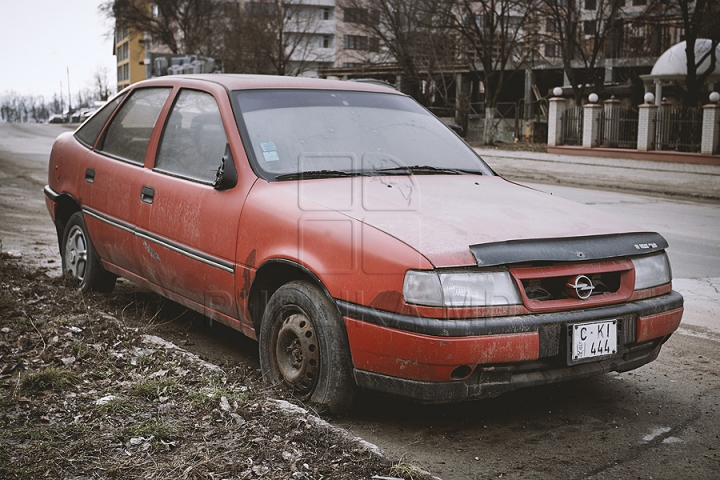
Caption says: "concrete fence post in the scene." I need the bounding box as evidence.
[637,103,658,151]
[603,97,621,147]
[547,97,567,146]
[582,103,602,148]
[701,104,720,155]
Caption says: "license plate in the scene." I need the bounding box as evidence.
[570,320,618,363]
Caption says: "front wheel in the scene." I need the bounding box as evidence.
[259,281,357,414]
[61,212,116,293]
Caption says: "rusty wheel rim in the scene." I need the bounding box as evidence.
[275,312,319,396]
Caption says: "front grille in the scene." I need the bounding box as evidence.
[510,260,634,312]
[522,271,622,301]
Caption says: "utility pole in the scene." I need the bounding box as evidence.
[60,81,65,118]
[67,67,72,122]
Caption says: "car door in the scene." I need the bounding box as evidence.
[82,87,173,277]
[135,86,246,321]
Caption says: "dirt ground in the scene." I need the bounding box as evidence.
[0,258,434,479]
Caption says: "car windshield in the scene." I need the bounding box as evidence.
[233,89,493,181]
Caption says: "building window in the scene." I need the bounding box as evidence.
[507,16,522,29]
[116,25,129,42]
[320,7,330,20]
[545,44,562,58]
[584,0,596,9]
[342,62,364,68]
[369,37,379,53]
[546,19,557,33]
[344,8,366,24]
[245,2,276,17]
[118,42,129,61]
[321,35,331,48]
[584,20,597,35]
[343,35,368,50]
[117,63,130,83]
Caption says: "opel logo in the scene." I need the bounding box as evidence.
[567,274,595,300]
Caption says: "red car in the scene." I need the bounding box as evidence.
[45,75,683,413]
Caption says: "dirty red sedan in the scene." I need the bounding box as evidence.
[45,75,683,413]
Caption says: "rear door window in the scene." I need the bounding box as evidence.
[99,87,171,165]
[74,93,126,149]
[155,89,228,183]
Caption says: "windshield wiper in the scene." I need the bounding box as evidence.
[372,165,480,175]
[274,170,367,181]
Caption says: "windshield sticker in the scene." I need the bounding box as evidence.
[263,151,280,162]
[260,141,277,152]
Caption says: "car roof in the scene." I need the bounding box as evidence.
[133,74,403,95]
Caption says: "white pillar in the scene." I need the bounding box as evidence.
[603,97,621,147]
[701,104,720,155]
[547,97,567,147]
[582,103,602,148]
[637,103,658,152]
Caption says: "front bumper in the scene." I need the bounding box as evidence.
[338,291,683,402]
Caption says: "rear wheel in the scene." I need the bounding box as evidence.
[61,212,116,293]
[259,281,357,414]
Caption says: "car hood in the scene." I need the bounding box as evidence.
[275,175,642,267]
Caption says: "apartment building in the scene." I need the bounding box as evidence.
[114,24,146,91]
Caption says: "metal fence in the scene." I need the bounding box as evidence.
[600,107,638,149]
[561,107,583,146]
[655,107,703,153]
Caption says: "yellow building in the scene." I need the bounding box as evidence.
[114,24,146,91]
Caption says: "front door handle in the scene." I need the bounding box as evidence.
[141,186,155,204]
[85,168,95,183]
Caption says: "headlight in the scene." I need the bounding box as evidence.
[632,252,671,290]
[403,270,522,307]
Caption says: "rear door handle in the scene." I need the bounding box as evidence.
[141,186,155,204]
[85,168,95,183]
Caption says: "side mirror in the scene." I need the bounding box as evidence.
[447,124,464,137]
[214,143,238,190]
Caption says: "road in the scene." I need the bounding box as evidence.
[1,123,719,479]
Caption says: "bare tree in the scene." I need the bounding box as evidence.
[645,0,719,107]
[539,0,625,106]
[93,67,115,101]
[101,0,224,56]
[445,0,539,144]
[0,93,53,123]
[236,0,330,76]
[337,0,456,103]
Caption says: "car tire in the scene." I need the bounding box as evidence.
[259,280,357,414]
[61,212,116,293]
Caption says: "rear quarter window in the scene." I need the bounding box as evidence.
[74,94,125,148]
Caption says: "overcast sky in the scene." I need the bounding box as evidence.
[0,0,117,99]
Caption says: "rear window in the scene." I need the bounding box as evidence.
[74,94,125,149]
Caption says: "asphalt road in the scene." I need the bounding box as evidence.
[1,123,719,479]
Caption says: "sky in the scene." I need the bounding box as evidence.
[0,0,117,99]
